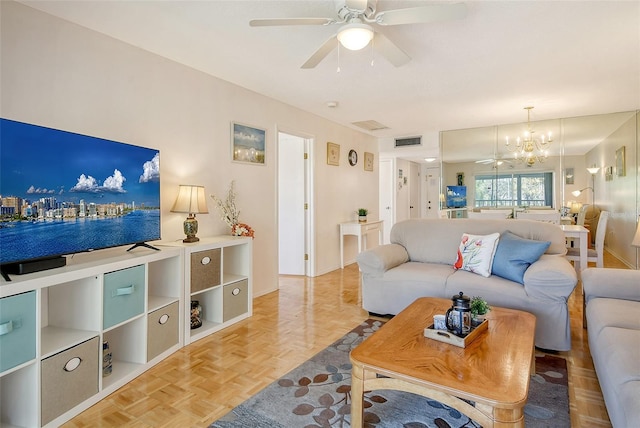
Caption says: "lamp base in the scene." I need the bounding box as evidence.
[183,214,199,243]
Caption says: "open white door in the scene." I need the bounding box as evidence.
[278,131,311,275]
[379,158,394,244]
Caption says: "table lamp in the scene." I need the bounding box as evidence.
[171,185,208,242]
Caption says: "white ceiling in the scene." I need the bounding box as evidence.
[19,0,640,144]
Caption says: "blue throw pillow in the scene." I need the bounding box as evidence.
[492,231,550,284]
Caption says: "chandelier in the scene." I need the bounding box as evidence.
[505,106,553,166]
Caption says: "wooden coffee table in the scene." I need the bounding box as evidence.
[350,297,536,428]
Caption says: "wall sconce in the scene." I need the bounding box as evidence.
[171,185,208,242]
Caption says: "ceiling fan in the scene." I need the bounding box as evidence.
[475,156,512,166]
[250,0,467,69]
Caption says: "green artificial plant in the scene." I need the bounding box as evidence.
[470,296,491,317]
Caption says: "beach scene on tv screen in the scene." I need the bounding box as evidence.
[0,119,161,265]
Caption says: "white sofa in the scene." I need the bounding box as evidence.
[356,218,578,351]
[583,268,640,428]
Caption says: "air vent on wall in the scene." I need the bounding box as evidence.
[352,120,389,131]
[395,136,422,147]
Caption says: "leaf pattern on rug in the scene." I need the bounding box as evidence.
[280,362,391,428]
[211,320,569,428]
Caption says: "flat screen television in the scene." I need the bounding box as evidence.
[446,185,467,208]
[1,118,161,277]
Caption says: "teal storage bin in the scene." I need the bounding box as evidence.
[0,291,37,373]
[103,265,145,329]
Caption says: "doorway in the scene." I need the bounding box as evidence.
[278,131,313,276]
[379,158,394,244]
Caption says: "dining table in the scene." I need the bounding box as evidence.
[560,224,589,272]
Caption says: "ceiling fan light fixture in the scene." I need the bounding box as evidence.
[337,23,374,51]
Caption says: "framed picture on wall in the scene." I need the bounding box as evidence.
[364,152,374,171]
[616,146,626,177]
[327,142,340,166]
[231,122,266,165]
[565,167,574,185]
[456,172,464,186]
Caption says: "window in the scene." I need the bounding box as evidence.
[475,172,553,207]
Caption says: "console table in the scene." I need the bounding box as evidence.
[339,220,383,269]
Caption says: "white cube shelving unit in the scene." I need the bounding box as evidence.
[0,235,252,427]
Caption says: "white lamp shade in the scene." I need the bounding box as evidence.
[587,167,600,175]
[570,201,582,214]
[571,190,581,197]
[632,220,640,247]
[337,23,374,51]
[171,185,209,214]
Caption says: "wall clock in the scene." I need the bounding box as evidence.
[348,149,358,166]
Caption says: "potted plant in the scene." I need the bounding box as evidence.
[470,296,490,326]
[357,208,368,223]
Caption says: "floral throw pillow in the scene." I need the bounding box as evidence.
[453,232,500,278]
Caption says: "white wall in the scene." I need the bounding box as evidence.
[0,1,378,295]
[583,115,638,268]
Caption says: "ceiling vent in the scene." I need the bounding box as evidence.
[395,136,422,147]
[352,120,389,131]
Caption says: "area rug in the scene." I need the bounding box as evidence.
[211,319,569,428]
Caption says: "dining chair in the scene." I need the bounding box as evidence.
[515,211,561,224]
[566,210,609,271]
[469,211,511,219]
[567,204,591,247]
[480,209,513,218]
[576,204,590,226]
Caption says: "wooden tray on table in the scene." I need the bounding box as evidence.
[423,318,488,348]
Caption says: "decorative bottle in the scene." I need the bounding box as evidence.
[102,341,112,377]
[191,300,203,329]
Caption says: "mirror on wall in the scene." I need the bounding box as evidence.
[440,112,636,210]
[440,110,639,268]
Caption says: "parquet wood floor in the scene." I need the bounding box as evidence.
[64,251,629,427]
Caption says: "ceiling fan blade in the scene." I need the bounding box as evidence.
[301,37,339,69]
[373,32,410,67]
[375,3,467,26]
[250,18,335,27]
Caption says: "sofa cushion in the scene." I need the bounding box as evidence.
[586,298,640,339]
[589,325,640,428]
[390,219,568,265]
[453,232,500,278]
[492,231,550,284]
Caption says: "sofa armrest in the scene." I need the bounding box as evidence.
[356,244,409,276]
[522,254,578,300]
[583,268,640,304]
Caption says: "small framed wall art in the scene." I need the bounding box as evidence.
[565,167,574,185]
[327,142,340,166]
[456,172,465,186]
[605,166,613,181]
[364,152,374,171]
[231,122,266,165]
[616,146,626,177]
